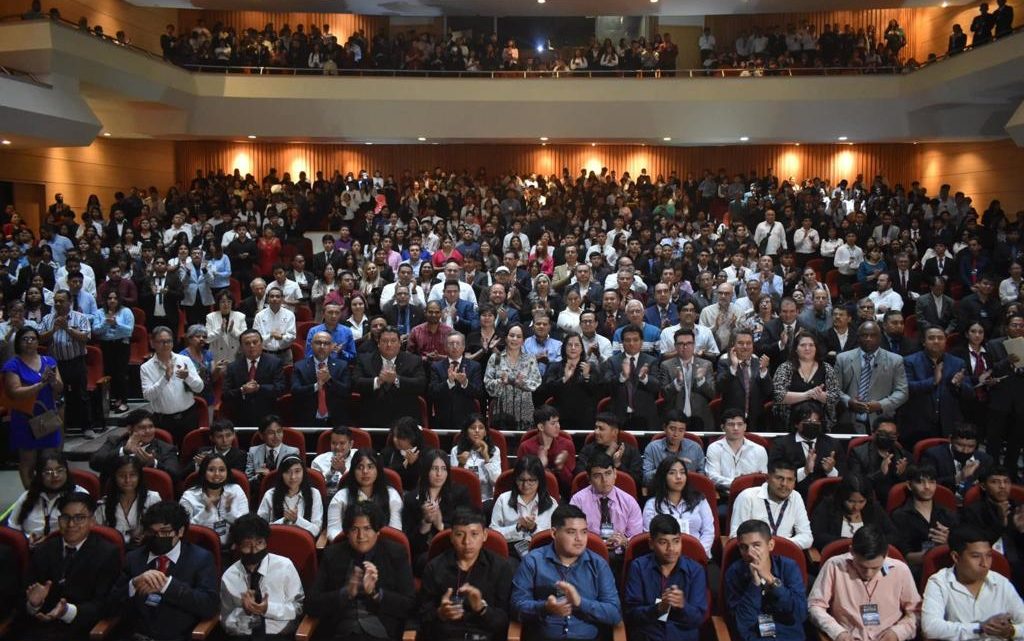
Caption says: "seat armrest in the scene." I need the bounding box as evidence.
[191,616,219,640]
[295,615,319,641]
[90,616,122,640]
[712,615,733,641]
[507,621,522,641]
[613,621,627,641]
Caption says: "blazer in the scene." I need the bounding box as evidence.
[643,303,680,329]
[822,327,857,363]
[237,295,263,329]
[921,443,993,491]
[756,318,801,369]
[245,442,302,483]
[657,356,716,432]
[90,434,183,482]
[290,356,352,425]
[985,336,1024,412]
[26,533,120,638]
[112,542,219,641]
[889,269,926,307]
[221,352,286,427]
[16,261,55,295]
[427,357,483,430]
[306,538,416,641]
[834,348,909,424]
[600,352,662,430]
[288,269,315,300]
[311,250,344,277]
[380,303,425,335]
[880,333,917,357]
[138,271,182,322]
[847,441,911,504]
[769,433,844,497]
[899,351,968,440]
[177,264,215,307]
[439,298,479,334]
[715,355,773,430]
[922,256,956,282]
[353,351,428,428]
[914,294,955,335]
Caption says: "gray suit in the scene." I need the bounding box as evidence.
[834,347,909,433]
[245,443,302,484]
[657,356,717,431]
[914,293,955,335]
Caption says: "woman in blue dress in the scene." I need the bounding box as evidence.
[2,326,63,488]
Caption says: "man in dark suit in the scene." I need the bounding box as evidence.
[769,401,842,499]
[381,285,425,341]
[90,408,183,483]
[880,310,916,357]
[600,325,661,431]
[922,242,956,282]
[567,262,605,309]
[984,311,1024,476]
[889,253,925,308]
[716,330,773,431]
[311,233,345,277]
[236,278,267,329]
[644,282,679,330]
[847,418,911,504]
[596,289,625,339]
[291,330,352,426]
[921,425,992,494]
[822,305,857,363]
[138,256,182,333]
[306,501,416,641]
[287,253,316,306]
[16,246,55,295]
[222,329,286,427]
[428,332,483,430]
[914,276,955,337]
[756,297,801,370]
[24,492,120,641]
[656,327,716,432]
[899,328,969,447]
[354,326,427,428]
[111,501,219,641]
[438,280,479,334]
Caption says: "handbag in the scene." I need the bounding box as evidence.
[28,402,63,439]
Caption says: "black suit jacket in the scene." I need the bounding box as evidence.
[290,356,352,424]
[921,444,993,491]
[922,256,956,282]
[381,304,425,336]
[17,262,55,295]
[354,351,427,428]
[889,268,926,307]
[237,295,263,329]
[311,250,344,277]
[822,327,857,363]
[138,271,182,327]
[881,333,916,357]
[427,358,483,430]
[769,433,844,497]
[89,435,183,482]
[847,442,910,504]
[715,356,773,430]
[600,352,661,430]
[757,318,800,369]
[985,336,1024,412]
[26,533,120,638]
[306,539,416,641]
[222,353,286,427]
[112,542,219,641]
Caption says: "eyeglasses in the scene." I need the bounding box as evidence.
[42,468,67,477]
[58,514,89,524]
[516,477,539,485]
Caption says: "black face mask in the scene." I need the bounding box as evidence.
[875,434,896,451]
[800,422,822,441]
[206,481,225,491]
[240,549,269,568]
[952,448,973,464]
[146,534,176,556]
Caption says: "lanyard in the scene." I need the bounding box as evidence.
[861,577,880,602]
[763,499,789,535]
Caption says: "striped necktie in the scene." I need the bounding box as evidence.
[858,352,874,401]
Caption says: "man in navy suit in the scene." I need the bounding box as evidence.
[439,280,479,334]
[354,326,427,428]
[222,329,286,427]
[900,327,970,447]
[428,332,483,430]
[112,501,218,641]
[921,425,992,494]
[291,330,352,426]
[600,325,662,431]
[643,282,679,330]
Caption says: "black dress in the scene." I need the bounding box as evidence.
[538,360,603,431]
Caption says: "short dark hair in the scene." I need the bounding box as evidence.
[662,409,690,428]
[980,465,1013,483]
[721,408,746,425]
[850,524,888,559]
[451,507,486,529]
[231,513,271,543]
[905,463,938,483]
[649,514,681,538]
[790,400,824,426]
[951,425,979,442]
[594,412,620,430]
[551,504,587,529]
[58,491,96,514]
[620,325,643,341]
[736,519,773,540]
[586,452,615,473]
[331,425,352,438]
[342,500,384,532]
[767,458,799,476]
[533,405,559,427]
[210,418,235,435]
[141,501,189,532]
[948,525,996,554]
[125,408,154,429]
[259,415,282,432]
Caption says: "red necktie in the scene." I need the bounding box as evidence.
[248,361,257,381]
[157,555,170,574]
[972,351,988,401]
[317,364,329,416]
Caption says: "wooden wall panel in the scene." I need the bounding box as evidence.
[0,0,178,52]
[917,139,1024,216]
[177,10,387,41]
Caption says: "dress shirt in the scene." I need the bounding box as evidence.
[725,555,807,641]
[304,322,356,362]
[206,254,231,290]
[178,485,250,544]
[140,353,203,414]
[253,305,297,352]
[8,486,87,539]
[642,438,706,484]
[450,446,502,501]
[511,545,622,640]
[524,336,563,375]
[310,450,356,496]
[808,553,921,641]
[40,310,91,360]
[728,483,813,549]
[379,282,427,309]
[581,332,614,361]
[97,491,162,543]
[795,437,840,483]
[570,485,644,540]
[489,492,557,557]
[69,289,98,315]
[999,277,1022,306]
[220,553,304,637]
[128,541,182,597]
[257,487,324,537]
[642,497,715,557]
[869,288,904,319]
[407,323,452,359]
[758,273,785,298]
[91,307,135,341]
[794,228,821,254]
[705,438,769,491]
[922,567,1024,641]
[325,486,403,540]
[428,280,478,307]
[624,553,708,641]
[835,244,866,276]
[659,324,720,357]
[270,278,302,307]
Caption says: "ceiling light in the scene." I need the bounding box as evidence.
[539,137,548,141]
[247,135,256,139]
[103,132,111,137]
[837,136,848,141]
[662,137,671,141]
[365,142,374,145]
[941,1,949,6]
[651,0,659,3]
[417,137,427,141]
[537,0,545,3]
[740,136,749,142]
[794,143,801,146]
[0,140,10,145]
[541,143,547,146]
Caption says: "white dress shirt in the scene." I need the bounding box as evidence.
[658,323,720,357]
[140,353,204,414]
[728,483,813,549]
[220,553,304,637]
[8,486,88,539]
[922,567,1024,641]
[704,438,768,491]
[379,282,427,309]
[310,450,356,494]
[427,280,478,308]
[178,484,250,544]
[580,332,614,362]
[834,244,865,275]
[869,288,904,319]
[325,486,403,540]
[449,446,502,501]
[489,491,557,557]
[97,491,162,543]
[270,278,302,308]
[253,305,297,353]
[257,487,324,538]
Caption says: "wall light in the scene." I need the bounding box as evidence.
[740,136,750,142]
[247,135,257,139]
[540,137,549,141]
[103,132,111,137]
[0,140,10,145]
[837,136,848,141]
[417,137,427,141]
[662,137,672,141]
[365,142,374,145]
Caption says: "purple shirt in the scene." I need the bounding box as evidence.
[569,485,644,539]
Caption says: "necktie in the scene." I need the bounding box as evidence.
[249,569,266,640]
[599,496,612,526]
[266,448,277,470]
[63,545,76,579]
[804,440,815,462]
[738,361,751,416]
[157,555,170,574]
[901,272,908,291]
[317,363,329,418]
[972,351,988,401]
[682,362,692,416]
[858,352,874,402]
[248,360,257,381]
[626,356,637,411]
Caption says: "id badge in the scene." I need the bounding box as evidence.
[213,520,228,537]
[600,523,614,540]
[861,604,880,627]
[757,614,776,638]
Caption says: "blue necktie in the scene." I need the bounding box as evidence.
[858,352,874,401]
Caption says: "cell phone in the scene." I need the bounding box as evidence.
[450,594,464,607]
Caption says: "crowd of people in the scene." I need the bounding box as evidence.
[0,157,1023,639]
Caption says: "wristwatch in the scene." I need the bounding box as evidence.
[769,577,782,589]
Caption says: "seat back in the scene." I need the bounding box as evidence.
[268,524,318,585]
[89,524,126,563]
[912,437,949,463]
[131,307,147,327]
[919,544,1012,592]
[726,473,768,527]
[193,396,210,429]
[963,484,1024,506]
[488,428,511,471]
[583,430,640,449]
[570,470,638,499]
[315,427,373,453]
[493,469,560,501]
[85,344,105,392]
[449,466,483,509]
[806,477,843,516]
[847,436,872,456]
[259,468,328,504]
[249,427,307,455]
[296,320,317,342]
[185,524,222,573]
[142,467,175,501]
[886,482,957,513]
[152,428,175,445]
[427,528,510,560]
[70,468,101,499]
[529,530,609,559]
[0,525,30,575]
[819,539,905,564]
[129,324,150,365]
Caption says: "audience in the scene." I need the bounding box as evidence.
[730,458,814,550]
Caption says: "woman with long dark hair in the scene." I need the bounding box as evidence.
[772,330,840,430]
[450,414,501,502]
[809,474,901,551]
[402,449,469,574]
[92,290,134,414]
[179,452,249,544]
[96,455,161,547]
[9,452,84,544]
[325,448,403,539]
[257,455,323,537]
[484,323,541,430]
[642,458,715,557]
[489,455,557,558]
[540,333,602,431]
